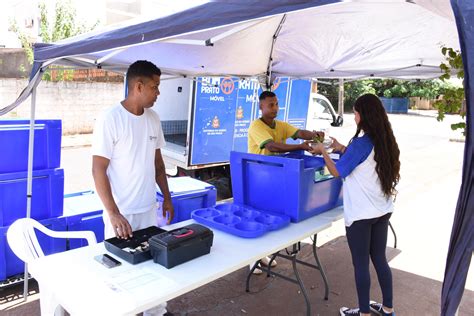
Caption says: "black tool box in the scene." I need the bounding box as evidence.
[149,224,213,268]
[104,226,166,264]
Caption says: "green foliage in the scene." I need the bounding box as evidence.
[343,79,377,110]
[18,64,27,78]
[10,0,99,81]
[371,79,445,99]
[440,47,464,80]
[406,80,445,99]
[435,46,466,136]
[381,81,410,98]
[8,20,34,63]
[316,80,339,109]
[317,78,450,113]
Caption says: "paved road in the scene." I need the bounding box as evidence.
[60,110,472,292]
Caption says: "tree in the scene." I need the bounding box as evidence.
[433,46,466,135]
[10,0,99,80]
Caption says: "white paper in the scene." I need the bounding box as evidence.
[105,267,177,297]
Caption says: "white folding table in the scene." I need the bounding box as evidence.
[29,206,343,316]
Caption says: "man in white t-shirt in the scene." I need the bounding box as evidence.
[92,60,174,240]
[92,61,174,316]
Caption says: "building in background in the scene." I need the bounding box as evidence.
[1,0,208,48]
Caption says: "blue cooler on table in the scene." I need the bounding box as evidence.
[63,191,105,249]
[157,177,217,224]
[0,217,67,281]
[230,151,343,223]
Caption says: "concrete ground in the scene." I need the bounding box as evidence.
[1,110,473,315]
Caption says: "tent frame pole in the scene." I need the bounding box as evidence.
[23,85,37,301]
[338,78,344,117]
[264,14,286,90]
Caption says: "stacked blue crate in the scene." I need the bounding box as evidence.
[63,191,105,249]
[0,119,65,281]
[230,151,343,223]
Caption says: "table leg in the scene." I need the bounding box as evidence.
[245,259,262,292]
[245,245,312,316]
[290,244,312,316]
[311,234,329,300]
[39,284,65,316]
[245,237,330,315]
[389,221,397,248]
[265,253,278,277]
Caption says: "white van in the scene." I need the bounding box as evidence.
[305,93,343,132]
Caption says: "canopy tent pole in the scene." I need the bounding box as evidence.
[337,78,344,118]
[264,14,286,90]
[23,85,37,301]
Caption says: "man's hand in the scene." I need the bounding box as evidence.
[109,212,133,239]
[300,141,313,152]
[162,199,175,224]
[311,130,325,142]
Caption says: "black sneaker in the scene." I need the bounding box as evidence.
[369,301,395,316]
[340,307,360,315]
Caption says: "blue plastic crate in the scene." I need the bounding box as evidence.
[0,119,61,173]
[0,168,64,226]
[63,191,104,249]
[0,216,67,281]
[157,177,217,224]
[230,151,343,223]
[380,97,409,114]
[65,211,104,249]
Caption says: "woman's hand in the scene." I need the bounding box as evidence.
[329,137,345,153]
[310,142,326,155]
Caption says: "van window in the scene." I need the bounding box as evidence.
[312,98,333,120]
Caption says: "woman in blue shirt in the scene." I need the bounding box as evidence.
[311,94,400,316]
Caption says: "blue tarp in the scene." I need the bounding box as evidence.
[441,1,474,315]
[27,0,458,80]
[33,0,338,63]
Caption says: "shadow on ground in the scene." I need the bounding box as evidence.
[2,236,473,316]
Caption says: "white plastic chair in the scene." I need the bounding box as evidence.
[7,217,97,316]
[7,217,97,263]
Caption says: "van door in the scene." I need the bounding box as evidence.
[306,94,334,131]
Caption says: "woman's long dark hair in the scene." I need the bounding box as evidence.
[352,94,400,197]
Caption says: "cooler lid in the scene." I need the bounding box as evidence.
[156,176,214,196]
[63,190,104,216]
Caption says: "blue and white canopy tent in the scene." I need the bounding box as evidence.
[0,1,471,314]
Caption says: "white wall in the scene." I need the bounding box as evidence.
[0,78,123,135]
